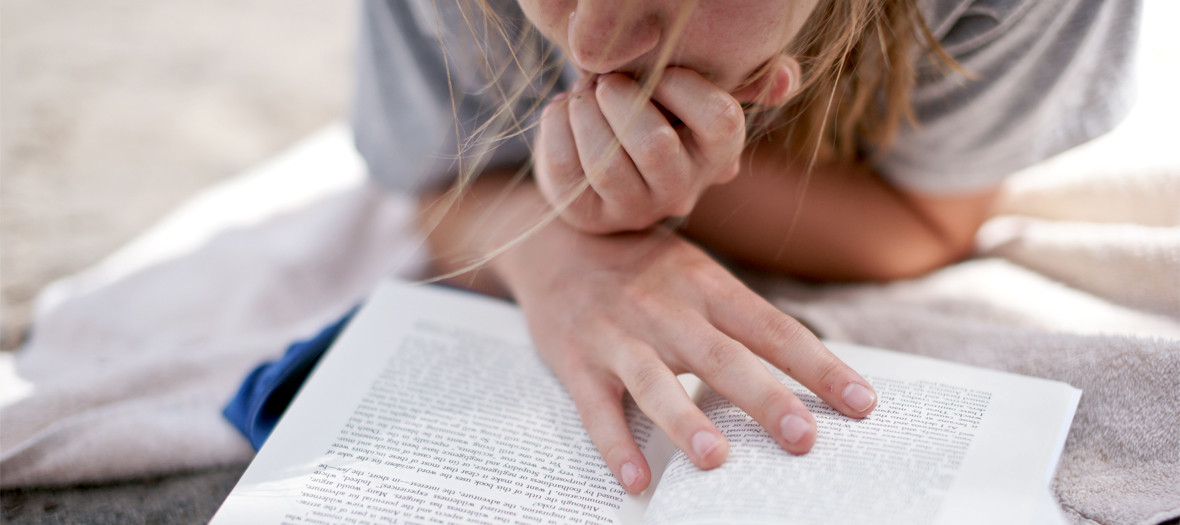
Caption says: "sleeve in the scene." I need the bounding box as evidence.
[351,0,570,193]
[874,0,1142,194]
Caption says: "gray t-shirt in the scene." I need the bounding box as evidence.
[352,0,1140,195]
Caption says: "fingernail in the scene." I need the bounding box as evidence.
[692,430,720,460]
[620,462,639,490]
[779,414,810,445]
[842,383,876,413]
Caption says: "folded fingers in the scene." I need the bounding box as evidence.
[594,74,696,216]
[651,68,746,183]
[567,82,654,229]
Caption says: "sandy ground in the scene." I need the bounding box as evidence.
[1,0,356,350]
[2,2,354,520]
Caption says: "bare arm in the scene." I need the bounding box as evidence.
[683,134,998,282]
[417,171,877,494]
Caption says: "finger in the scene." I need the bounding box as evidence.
[665,314,819,454]
[565,372,653,494]
[708,284,878,418]
[594,74,693,215]
[614,350,729,470]
[535,93,589,211]
[568,80,652,226]
[650,68,746,169]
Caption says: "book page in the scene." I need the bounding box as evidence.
[212,282,675,524]
[641,343,1080,525]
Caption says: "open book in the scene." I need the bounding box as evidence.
[212,281,1080,524]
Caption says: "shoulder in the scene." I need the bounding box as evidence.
[354,0,565,193]
[921,0,1140,56]
[875,0,1143,194]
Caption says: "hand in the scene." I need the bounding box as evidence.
[533,67,748,234]
[496,218,878,494]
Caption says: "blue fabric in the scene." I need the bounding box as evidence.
[223,308,357,450]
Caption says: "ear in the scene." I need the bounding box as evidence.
[730,54,801,107]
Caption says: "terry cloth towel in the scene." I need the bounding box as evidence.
[0,126,432,487]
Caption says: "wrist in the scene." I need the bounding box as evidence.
[417,173,550,298]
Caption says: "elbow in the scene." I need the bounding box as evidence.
[860,247,969,282]
[851,234,976,282]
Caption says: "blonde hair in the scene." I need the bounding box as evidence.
[421,0,957,278]
[766,1,958,166]
[443,0,955,172]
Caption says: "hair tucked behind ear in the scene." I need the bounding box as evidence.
[758,0,961,166]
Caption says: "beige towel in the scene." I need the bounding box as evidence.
[0,127,429,487]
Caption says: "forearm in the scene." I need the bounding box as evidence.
[682,140,997,282]
[416,169,564,299]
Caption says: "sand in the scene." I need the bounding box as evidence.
[1,0,356,350]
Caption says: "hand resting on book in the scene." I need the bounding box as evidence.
[469,183,881,494]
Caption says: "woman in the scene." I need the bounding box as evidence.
[352,0,1138,494]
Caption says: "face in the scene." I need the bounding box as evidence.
[515,0,819,93]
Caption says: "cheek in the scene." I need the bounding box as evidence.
[681,25,785,88]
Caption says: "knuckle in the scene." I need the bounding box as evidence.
[631,125,682,168]
[552,150,581,177]
[585,163,628,194]
[681,256,728,288]
[699,337,745,372]
[709,93,746,138]
[627,363,668,402]
[760,315,808,356]
[620,282,663,313]
[680,259,722,290]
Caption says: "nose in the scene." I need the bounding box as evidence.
[567,1,661,74]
